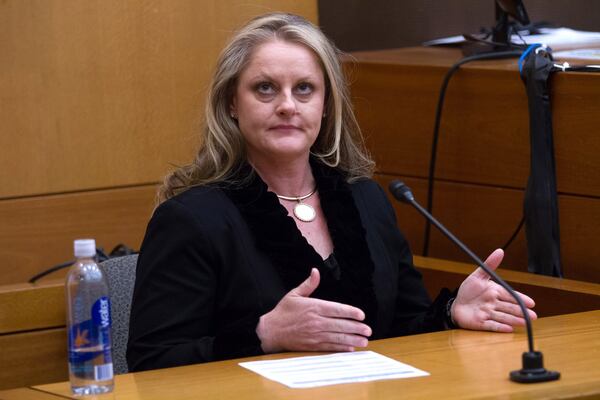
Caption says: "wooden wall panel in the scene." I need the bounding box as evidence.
[350,48,600,198]
[375,174,600,283]
[0,280,67,389]
[349,47,600,284]
[0,0,318,285]
[0,280,64,334]
[0,0,318,199]
[0,328,67,390]
[414,256,600,318]
[0,185,156,285]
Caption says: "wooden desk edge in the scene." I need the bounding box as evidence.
[0,387,65,399]
[30,311,600,400]
[0,279,65,334]
[0,279,64,294]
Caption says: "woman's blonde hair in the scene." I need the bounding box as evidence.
[159,13,374,202]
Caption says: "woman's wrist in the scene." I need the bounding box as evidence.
[256,314,279,353]
[446,297,458,328]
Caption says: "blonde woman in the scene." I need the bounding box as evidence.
[127,13,536,372]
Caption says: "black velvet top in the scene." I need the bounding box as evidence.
[126,160,454,372]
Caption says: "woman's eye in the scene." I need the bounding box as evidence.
[295,82,313,95]
[256,82,275,95]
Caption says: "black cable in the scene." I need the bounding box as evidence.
[423,49,523,256]
[28,244,137,283]
[424,34,600,258]
[502,215,525,251]
[28,260,75,283]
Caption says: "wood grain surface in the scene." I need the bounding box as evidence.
[32,311,600,400]
[346,47,600,283]
[0,185,156,285]
[0,0,318,198]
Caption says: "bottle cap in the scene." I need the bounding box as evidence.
[74,239,96,258]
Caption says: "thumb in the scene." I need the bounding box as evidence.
[474,248,504,279]
[291,268,320,297]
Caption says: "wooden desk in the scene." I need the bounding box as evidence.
[2,261,600,391]
[0,280,67,391]
[28,311,600,400]
[346,47,600,283]
[0,388,63,400]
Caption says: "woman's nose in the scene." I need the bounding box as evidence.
[275,90,297,116]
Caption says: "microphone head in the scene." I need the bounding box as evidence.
[389,180,414,203]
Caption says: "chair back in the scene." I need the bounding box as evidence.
[99,254,138,374]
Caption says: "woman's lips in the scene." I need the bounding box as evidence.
[270,124,301,131]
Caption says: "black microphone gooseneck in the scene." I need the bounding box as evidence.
[389,180,560,383]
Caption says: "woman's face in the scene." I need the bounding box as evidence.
[231,40,326,164]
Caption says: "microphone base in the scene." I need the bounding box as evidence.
[509,351,560,383]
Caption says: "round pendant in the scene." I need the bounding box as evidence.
[293,203,316,222]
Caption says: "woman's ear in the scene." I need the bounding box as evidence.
[230,99,238,119]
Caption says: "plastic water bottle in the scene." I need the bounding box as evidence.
[65,239,114,395]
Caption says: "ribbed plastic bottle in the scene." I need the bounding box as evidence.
[65,239,114,395]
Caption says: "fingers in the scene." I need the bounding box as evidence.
[495,301,538,320]
[289,269,368,322]
[310,343,357,352]
[484,248,504,270]
[285,317,370,353]
[472,248,505,280]
[489,308,530,327]
[319,332,369,348]
[296,305,371,339]
[480,319,514,333]
[477,281,536,311]
[312,298,366,321]
[471,300,538,334]
[292,268,320,297]
[487,284,538,321]
[318,316,372,338]
[498,289,536,309]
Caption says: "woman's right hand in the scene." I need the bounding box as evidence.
[256,268,372,353]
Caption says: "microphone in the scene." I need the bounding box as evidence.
[389,180,560,383]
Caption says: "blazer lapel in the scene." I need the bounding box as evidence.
[223,161,378,332]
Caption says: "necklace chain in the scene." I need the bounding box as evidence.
[275,186,318,222]
[275,187,317,202]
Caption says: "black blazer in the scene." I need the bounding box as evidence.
[127,162,453,372]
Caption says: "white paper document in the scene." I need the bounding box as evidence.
[553,48,600,61]
[238,351,429,388]
[424,27,600,51]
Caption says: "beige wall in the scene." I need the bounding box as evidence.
[0,0,318,284]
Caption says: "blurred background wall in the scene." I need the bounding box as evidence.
[319,0,600,51]
[0,0,318,285]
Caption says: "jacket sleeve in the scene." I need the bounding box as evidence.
[390,242,456,336]
[371,183,456,336]
[126,198,263,372]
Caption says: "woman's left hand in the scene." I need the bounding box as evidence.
[451,248,537,332]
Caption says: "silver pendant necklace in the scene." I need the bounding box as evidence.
[276,187,317,222]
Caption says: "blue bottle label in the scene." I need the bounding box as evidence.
[68,296,112,365]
